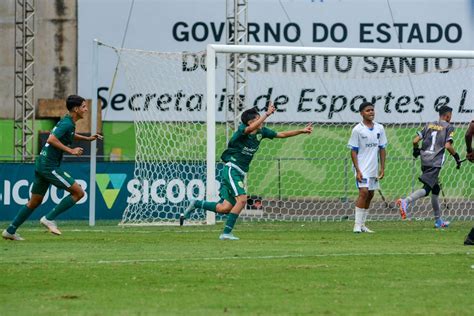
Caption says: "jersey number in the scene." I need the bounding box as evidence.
[429,131,438,151]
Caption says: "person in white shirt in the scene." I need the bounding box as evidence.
[348,102,387,233]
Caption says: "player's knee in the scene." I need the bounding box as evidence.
[218,203,232,213]
[27,199,41,209]
[358,190,369,200]
[432,184,440,195]
[423,184,431,196]
[71,187,85,201]
[236,195,247,207]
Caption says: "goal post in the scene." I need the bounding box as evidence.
[104,42,473,225]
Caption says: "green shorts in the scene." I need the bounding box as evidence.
[219,164,246,206]
[31,165,76,196]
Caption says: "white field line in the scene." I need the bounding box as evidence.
[0,251,470,265]
[96,251,471,264]
[19,228,221,234]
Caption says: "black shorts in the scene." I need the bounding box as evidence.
[418,166,441,189]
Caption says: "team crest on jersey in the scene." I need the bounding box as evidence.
[256,133,263,141]
[238,181,244,188]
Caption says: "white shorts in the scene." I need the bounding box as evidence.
[356,177,379,191]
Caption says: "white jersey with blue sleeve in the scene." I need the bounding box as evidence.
[348,122,387,178]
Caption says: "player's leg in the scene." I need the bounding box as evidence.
[464,228,474,245]
[3,194,44,241]
[431,184,449,228]
[2,171,48,241]
[396,167,434,219]
[184,165,236,218]
[218,166,246,240]
[220,194,247,240]
[40,168,83,235]
[354,180,369,233]
[360,183,375,233]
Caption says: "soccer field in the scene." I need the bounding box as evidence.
[1,220,473,315]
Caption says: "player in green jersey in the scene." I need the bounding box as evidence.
[2,95,102,241]
[183,103,313,240]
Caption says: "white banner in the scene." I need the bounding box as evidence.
[78,0,474,122]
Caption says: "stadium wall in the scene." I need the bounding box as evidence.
[0,0,77,119]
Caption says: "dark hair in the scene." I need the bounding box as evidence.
[241,107,260,125]
[66,95,85,111]
[359,102,374,112]
[438,105,453,116]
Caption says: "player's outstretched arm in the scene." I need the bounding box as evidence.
[74,133,103,142]
[47,134,83,156]
[276,123,313,139]
[244,103,276,134]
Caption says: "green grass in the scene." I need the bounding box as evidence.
[1,220,473,315]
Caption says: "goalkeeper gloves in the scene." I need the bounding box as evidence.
[413,147,421,158]
[453,152,461,169]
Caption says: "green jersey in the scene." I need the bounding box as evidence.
[38,114,76,167]
[220,123,277,172]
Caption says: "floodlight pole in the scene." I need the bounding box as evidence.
[89,39,99,226]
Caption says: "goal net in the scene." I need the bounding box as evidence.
[110,44,473,225]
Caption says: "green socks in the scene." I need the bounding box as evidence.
[7,205,35,234]
[45,195,77,220]
[195,200,218,213]
[223,213,239,234]
[6,195,77,234]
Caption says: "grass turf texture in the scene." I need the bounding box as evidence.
[1,220,473,315]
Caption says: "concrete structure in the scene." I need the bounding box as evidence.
[0,0,77,119]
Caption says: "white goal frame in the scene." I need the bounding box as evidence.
[87,42,473,226]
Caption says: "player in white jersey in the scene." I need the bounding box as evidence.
[348,102,387,233]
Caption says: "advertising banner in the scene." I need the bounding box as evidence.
[0,162,210,221]
[78,0,473,122]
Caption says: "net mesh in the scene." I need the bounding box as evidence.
[111,46,474,224]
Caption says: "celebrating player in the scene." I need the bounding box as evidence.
[348,102,387,233]
[183,103,313,240]
[396,105,461,228]
[2,95,102,241]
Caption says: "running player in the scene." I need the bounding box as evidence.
[2,95,102,240]
[396,105,461,228]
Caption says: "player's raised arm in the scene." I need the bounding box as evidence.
[276,123,313,138]
[244,103,276,134]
